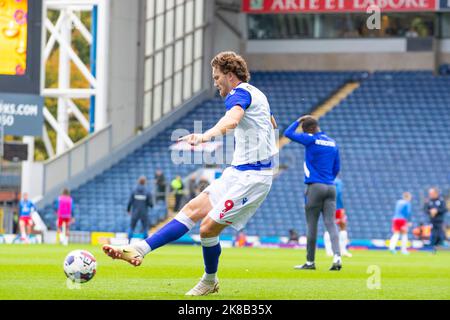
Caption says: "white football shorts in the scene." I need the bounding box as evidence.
[202,166,273,230]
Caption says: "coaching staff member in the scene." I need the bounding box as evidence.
[127,176,154,243]
[424,187,447,253]
[284,115,342,271]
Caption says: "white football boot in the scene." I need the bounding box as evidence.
[102,244,143,266]
[185,279,219,296]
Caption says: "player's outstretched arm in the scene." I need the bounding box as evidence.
[204,106,244,140]
[179,106,244,145]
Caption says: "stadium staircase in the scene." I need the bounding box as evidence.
[39,71,450,241]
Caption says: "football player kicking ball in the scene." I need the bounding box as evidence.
[103,51,278,296]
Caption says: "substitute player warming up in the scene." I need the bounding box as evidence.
[18,192,36,243]
[102,51,278,296]
[389,192,412,255]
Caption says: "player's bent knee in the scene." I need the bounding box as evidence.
[200,218,225,238]
[200,224,213,238]
[200,230,219,238]
[200,224,221,238]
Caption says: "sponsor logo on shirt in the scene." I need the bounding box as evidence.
[315,139,336,147]
[242,197,248,205]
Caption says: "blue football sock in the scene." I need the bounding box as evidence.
[202,242,222,275]
[145,218,189,251]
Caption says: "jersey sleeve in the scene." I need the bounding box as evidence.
[225,88,252,111]
[283,120,315,146]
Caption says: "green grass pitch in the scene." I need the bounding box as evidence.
[0,244,449,300]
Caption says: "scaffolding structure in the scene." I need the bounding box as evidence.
[22,0,109,194]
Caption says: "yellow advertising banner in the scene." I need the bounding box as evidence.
[0,0,28,75]
[91,232,115,245]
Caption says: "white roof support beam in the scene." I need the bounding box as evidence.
[45,18,97,88]
[43,107,74,149]
[42,125,55,158]
[40,0,109,157]
[68,10,93,44]
[43,11,66,61]
[66,98,90,131]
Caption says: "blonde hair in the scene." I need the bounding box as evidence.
[403,192,412,201]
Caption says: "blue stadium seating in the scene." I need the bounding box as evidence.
[316,71,450,239]
[41,71,450,241]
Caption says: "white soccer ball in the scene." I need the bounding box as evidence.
[63,250,97,283]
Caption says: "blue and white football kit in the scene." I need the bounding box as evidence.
[203,83,278,230]
[102,80,278,295]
